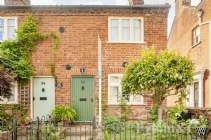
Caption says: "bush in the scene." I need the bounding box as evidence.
[102,115,123,133]
[150,106,158,122]
[51,105,77,123]
[0,104,28,131]
[167,105,186,124]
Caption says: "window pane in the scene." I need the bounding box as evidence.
[110,19,119,41]
[8,82,16,102]
[7,19,15,26]
[8,26,16,40]
[0,19,4,41]
[7,19,16,40]
[129,94,143,104]
[121,19,130,41]
[110,76,121,84]
[132,19,141,41]
[194,82,199,107]
[0,19,3,26]
[109,86,120,104]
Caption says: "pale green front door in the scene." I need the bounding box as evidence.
[33,77,55,119]
[72,76,94,122]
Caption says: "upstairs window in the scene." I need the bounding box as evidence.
[108,17,144,43]
[192,26,200,46]
[0,17,17,41]
[108,74,144,105]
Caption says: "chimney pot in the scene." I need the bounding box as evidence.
[129,0,144,6]
[4,0,30,6]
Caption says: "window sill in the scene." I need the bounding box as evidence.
[107,41,146,44]
[0,102,18,104]
[107,103,145,106]
[192,41,201,48]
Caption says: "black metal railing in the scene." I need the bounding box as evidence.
[0,115,95,140]
[1,117,210,140]
[102,122,210,140]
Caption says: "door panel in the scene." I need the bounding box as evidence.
[33,77,55,119]
[72,77,94,122]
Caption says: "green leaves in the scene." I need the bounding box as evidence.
[121,49,194,106]
[51,105,77,122]
[0,16,44,82]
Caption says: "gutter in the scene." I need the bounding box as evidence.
[0,4,171,10]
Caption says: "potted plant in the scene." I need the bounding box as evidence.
[51,105,77,126]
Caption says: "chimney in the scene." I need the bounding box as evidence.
[4,0,30,6]
[129,0,144,6]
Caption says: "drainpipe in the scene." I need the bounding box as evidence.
[209,22,211,107]
[98,35,102,124]
[201,21,211,107]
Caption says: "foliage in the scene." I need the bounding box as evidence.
[0,16,45,82]
[0,104,28,130]
[151,121,184,140]
[186,116,208,134]
[0,66,14,100]
[0,16,59,82]
[166,105,186,124]
[150,106,158,122]
[120,98,132,122]
[121,49,194,118]
[41,124,64,140]
[51,105,77,123]
[102,115,123,133]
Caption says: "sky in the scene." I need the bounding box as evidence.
[0,0,201,34]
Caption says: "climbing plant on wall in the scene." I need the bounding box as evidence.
[0,16,59,82]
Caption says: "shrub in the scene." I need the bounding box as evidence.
[150,106,158,122]
[102,115,123,133]
[167,105,186,124]
[0,104,28,131]
[51,105,77,123]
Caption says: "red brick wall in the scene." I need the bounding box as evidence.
[0,7,168,120]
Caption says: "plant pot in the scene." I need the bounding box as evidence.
[63,120,70,127]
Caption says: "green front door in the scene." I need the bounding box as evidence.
[33,77,55,119]
[72,76,94,122]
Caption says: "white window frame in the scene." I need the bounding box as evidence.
[0,17,18,42]
[0,81,18,104]
[192,25,201,47]
[108,17,144,43]
[186,73,204,108]
[108,74,144,105]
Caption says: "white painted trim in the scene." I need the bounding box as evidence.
[30,77,33,118]
[187,73,204,108]
[30,76,55,119]
[107,73,144,105]
[108,17,144,43]
[108,74,123,105]
[0,16,17,41]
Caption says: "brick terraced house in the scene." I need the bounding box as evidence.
[0,0,169,122]
[167,0,211,111]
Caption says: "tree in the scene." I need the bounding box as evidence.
[121,49,194,120]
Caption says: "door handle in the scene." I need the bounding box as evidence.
[33,97,35,101]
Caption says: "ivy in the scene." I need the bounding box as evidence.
[0,16,59,82]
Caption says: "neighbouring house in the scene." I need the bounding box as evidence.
[0,0,169,122]
[167,0,211,111]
